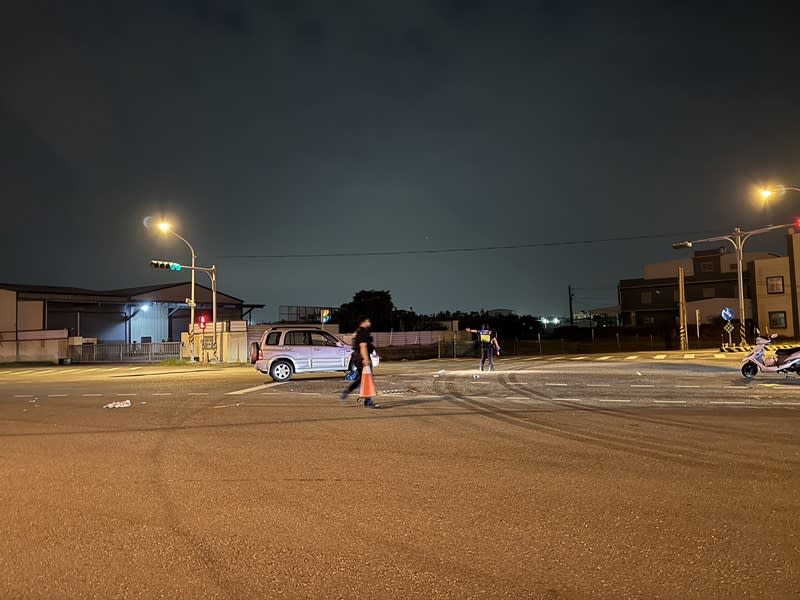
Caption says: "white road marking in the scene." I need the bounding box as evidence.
[630,384,655,388]
[471,396,489,399]
[84,368,99,372]
[105,368,120,372]
[9,371,34,376]
[128,367,142,371]
[115,393,137,396]
[213,403,241,409]
[505,396,528,400]
[683,354,695,359]
[188,392,208,396]
[713,354,726,359]
[710,401,746,405]
[34,370,56,375]
[547,357,565,361]
[586,384,611,387]
[557,398,585,402]
[675,385,701,388]
[226,382,286,396]
[625,356,639,360]
[47,394,67,397]
[82,393,102,397]
[724,386,747,389]
[771,401,800,406]
[596,356,612,361]
[654,354,667,360]
[14,394,33,398]
[570,356,587,361]
[599,399,630,403]
[152,393,171,396]
[507,382,527,385]
[545,382,567,386]
[654,400,687,404]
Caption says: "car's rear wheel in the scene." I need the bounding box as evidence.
[269,360,293,382]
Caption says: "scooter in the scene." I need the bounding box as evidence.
[741,332,800,379]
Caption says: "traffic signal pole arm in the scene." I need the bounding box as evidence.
[671,222,794,249]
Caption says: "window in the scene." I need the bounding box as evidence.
[700,261,714,273]
[641,291,652,305]
[766,276,785,294]
[769,311,787,329]
[285,331,311,345]
[265,331,281,346]
[309,332,338,347]
[702,287,715,298]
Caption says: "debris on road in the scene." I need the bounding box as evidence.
[103,400,132,409]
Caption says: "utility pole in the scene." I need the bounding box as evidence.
[568,285,574,327]
[678,266,688,351]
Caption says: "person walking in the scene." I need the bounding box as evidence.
[341,316,378,407]
[466,323,500,371]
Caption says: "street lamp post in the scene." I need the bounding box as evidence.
[158,223,196,361]
[673,223,794,345]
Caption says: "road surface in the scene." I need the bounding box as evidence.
[1,356,798,599]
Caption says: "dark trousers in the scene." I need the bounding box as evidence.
[480,345,494,371]
[343,362,365,396]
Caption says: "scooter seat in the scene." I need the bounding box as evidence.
[776,346,800,357]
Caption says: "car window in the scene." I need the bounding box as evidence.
[285,331,311,345]
[309,332,337,346]
[265,332,281,346]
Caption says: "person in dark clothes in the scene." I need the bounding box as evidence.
[340,316,377,407]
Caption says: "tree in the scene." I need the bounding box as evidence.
[338,290,394,332]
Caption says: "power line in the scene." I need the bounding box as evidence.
[222,229,718,260]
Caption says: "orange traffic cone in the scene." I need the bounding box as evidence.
[359,366,376,399]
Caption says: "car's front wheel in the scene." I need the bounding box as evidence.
[269,360,294,382]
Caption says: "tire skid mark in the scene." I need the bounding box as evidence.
[444,381,720,469]
[502,374,797,445]
[496,376,798,473]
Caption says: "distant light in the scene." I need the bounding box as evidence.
[760,189,773,200]
[158,222,171,233]
[541,318,549,325]
[141,304,150,312]
[553,318,560,324]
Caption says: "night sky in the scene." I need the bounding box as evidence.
[3,1,800,321]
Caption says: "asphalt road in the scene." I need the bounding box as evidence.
[1,355,798,600]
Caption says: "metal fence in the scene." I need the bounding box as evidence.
[68,342,182,363]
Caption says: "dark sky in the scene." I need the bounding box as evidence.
[3,1,800,320]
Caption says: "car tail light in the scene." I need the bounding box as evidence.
[258,349,263,360]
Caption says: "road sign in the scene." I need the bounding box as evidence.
[723,322,734,334]
[721,307,735,322]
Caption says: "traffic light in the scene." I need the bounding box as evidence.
[150,260,183,271]
[198,315,207,330]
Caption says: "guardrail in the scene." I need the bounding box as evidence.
[68,342,182,363]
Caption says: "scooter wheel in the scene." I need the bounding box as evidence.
[741,363,758,379]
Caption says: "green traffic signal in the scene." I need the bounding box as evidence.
[150,260,182,271]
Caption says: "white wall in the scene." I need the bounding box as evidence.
[129,304,169,343]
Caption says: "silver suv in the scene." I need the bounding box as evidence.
[250,327,352,382]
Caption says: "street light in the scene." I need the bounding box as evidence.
[156,222,197,361]
[673,223,795,345]
[759,185,800,200]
